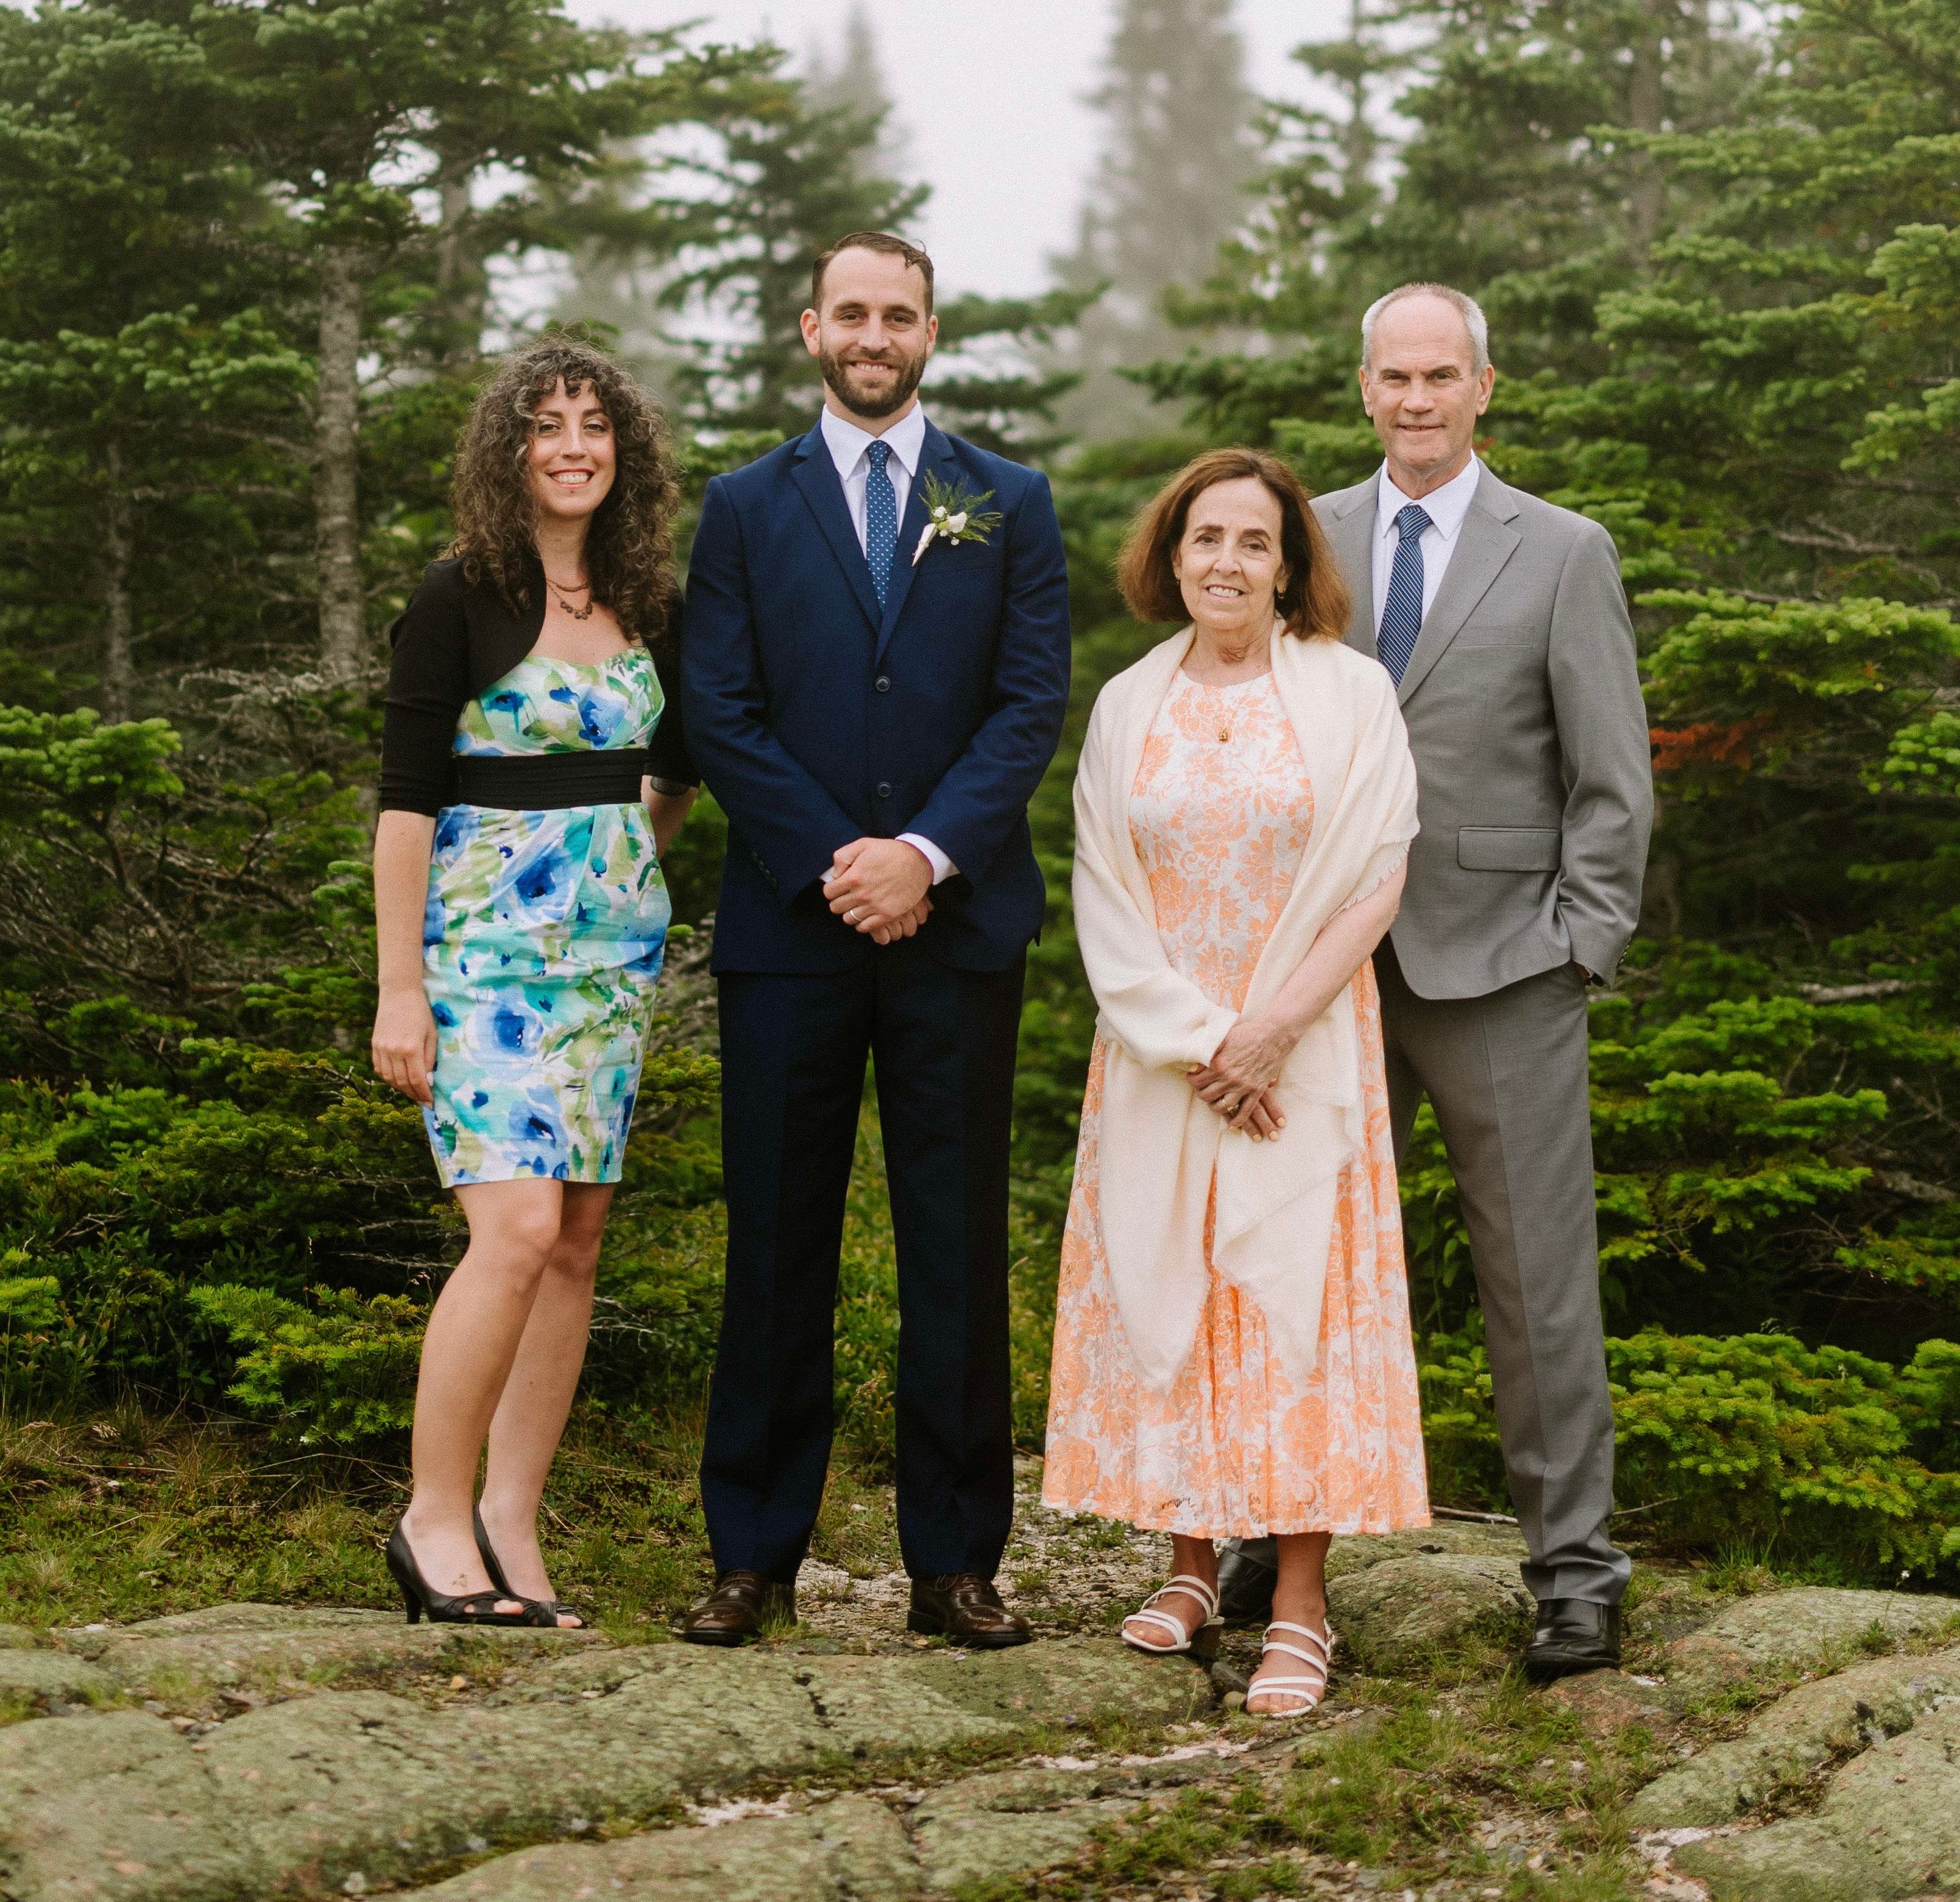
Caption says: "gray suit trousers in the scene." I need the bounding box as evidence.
[1228,942,1628,1606]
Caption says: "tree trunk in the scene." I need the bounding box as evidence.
[1340,0,1376,205]
[1627,0,1668,260]
[100,436,135,724]
[314,247,366,678]
[435,174,486,372]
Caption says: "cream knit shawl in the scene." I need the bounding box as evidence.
[1072,624,1418,1394]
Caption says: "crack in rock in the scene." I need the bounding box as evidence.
[793,1665,837,1733]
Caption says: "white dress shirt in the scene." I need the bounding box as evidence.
[816,401,955,886]
[1371,454,1484,635]
[820,400,927,548]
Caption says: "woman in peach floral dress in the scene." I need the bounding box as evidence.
[1044,449,1429,1717]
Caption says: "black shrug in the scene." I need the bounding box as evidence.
[379,555,696,816]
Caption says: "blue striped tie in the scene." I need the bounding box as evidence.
[1378,502,1432,685]
[865,439,897,607]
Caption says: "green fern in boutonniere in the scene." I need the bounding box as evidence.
[910,471,1003,565]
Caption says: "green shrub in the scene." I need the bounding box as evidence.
[0,1048,444,1406]
[0,1259,61,1402]
[1614,1331,1960,1571]
[187,1285,425,1444]
[1420,1325,1960,1578]
[582,1114,728,1413]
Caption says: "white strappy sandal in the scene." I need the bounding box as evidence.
[1245,1617,1334,1717]
[1120,1573,1223,1660]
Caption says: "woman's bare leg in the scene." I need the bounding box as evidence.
[400,1178,565,1612]
[478,1183,614,1625]
[1248,1531,1332,1712]
[1122,1533,1220,1647]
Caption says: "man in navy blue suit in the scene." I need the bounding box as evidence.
[678,232,1072,1647]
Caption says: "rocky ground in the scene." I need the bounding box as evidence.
[2,1463,1958,1901]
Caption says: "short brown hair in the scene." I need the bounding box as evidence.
[1116,448,1351,640]
[811,230,935,315]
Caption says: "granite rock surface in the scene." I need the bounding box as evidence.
[0,1607,1210,1902]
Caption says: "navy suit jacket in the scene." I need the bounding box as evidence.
[681,416,1072,974]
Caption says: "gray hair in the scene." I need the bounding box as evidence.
[1360,283,1491,375]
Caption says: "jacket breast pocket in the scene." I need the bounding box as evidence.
[1457,825,1561,872]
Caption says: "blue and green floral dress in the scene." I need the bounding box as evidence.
[422,648,671,1186]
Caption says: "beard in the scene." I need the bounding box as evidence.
[818,340,929,420]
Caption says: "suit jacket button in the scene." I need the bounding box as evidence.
[876,781,893,799]
[875,676,891,693]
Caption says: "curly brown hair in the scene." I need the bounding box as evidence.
[448,335,681,643]
[1116,448,1350,640]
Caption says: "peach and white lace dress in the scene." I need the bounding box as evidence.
[1042,669,1431,1538]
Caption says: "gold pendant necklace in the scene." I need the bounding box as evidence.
[546,573,594,621]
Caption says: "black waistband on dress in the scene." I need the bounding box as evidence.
[450,748,651,811]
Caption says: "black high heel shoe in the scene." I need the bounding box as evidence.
[473,1505,587,1630]
[386,1517,552,1627]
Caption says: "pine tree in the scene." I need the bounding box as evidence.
[1357,0,1761,371]
[1133,1,1407,457]
[803,0,912,180]
[632,46,929,437]
[1537,0,1960,919]
[550,18,911,415]
[176,0,715,674]
[1439,0,1960,1366]
[1136,0,1761,450]
[603,41,1091,453]
[0,2,311,718]
[1170,0,1402,336]
[1050,0,1258,440]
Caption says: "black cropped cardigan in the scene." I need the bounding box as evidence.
[378,555,697,816]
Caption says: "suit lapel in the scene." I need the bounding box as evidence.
[791,424,882,633]
[1327,476,1378,660]
[873,421,956,664]
[1394,465,1522,707]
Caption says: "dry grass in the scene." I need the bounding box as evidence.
[0,1399,838,1633]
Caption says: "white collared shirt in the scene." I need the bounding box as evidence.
[815,400,953,886]
[820,401,928,553]
[1371,454,1483,634]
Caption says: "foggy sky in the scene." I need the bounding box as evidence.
[567,0,1346,297]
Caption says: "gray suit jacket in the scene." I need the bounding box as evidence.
[1313,464,1652,1000]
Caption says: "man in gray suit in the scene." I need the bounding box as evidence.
[1218,283,1652,1680]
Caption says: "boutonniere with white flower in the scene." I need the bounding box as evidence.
[911,471,1004,565]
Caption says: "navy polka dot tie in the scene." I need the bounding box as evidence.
[865,439,897,607]
[1378,501,1432,685]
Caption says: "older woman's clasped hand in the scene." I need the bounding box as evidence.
[1187,1016,1295,1141]
[1184,866,1411,1145]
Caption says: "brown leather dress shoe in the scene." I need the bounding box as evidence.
[907,1573,1031,1649]
[679,1569,795,1646]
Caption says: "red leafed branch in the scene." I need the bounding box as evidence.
[1650,719,1770,775]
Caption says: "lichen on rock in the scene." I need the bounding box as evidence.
[1327,1552,1536,1671]
[1630,1646,1960,1829]
[1663,1587,1960,1692]
[1672,1697,1960,1901]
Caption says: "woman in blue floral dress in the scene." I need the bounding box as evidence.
[425,654,670,1186]
[372,339,695,1627]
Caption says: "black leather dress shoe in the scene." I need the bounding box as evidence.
[1214,1538,1279,1628]
[907,1574,1031,1648]
[679,1569,795,1646]
[1524,1598,1621,1681]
